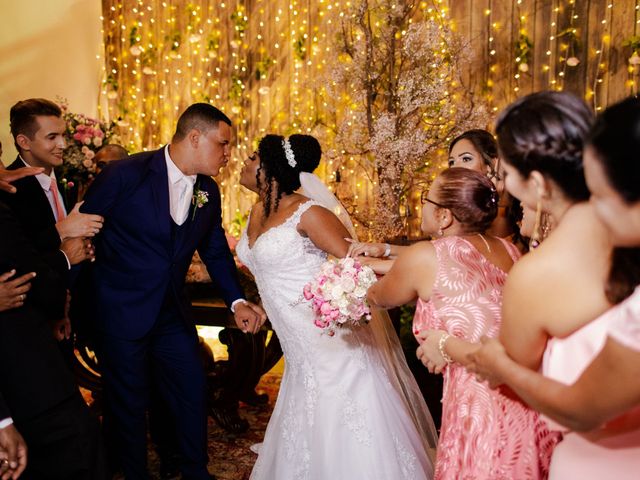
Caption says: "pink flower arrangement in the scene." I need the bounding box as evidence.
[73,124,105,147]
[303,257,377,336]
[56,97,117,190]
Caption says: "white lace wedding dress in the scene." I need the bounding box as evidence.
[237,200,435,480]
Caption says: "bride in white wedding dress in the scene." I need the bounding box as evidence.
[236,134,437,480]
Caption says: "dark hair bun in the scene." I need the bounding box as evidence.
[257,133,323,217]
[288,134,321,173]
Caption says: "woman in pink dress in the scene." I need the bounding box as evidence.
[366,167,556,480]
[467,96,640,478]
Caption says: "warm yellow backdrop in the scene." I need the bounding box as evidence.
[0,0,102,164]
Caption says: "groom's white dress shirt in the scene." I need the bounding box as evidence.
[163,146,246,312]
[164,145,197,226]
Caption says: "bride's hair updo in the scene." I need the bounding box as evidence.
[434,167,499,233]
[257,133,321,217]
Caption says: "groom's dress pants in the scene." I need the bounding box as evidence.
[99,298,209,480]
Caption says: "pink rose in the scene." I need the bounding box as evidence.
[303,284,313,300]
[320,302,333,315]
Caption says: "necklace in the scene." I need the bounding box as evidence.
[477,233,492,253]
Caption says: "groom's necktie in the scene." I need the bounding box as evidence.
[172,177,192,226]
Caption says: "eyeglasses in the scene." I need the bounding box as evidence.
[420,191,460,221]
[420,191,447,208]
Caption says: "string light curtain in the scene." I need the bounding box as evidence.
[100,0,332,230]
[100,0,638,235]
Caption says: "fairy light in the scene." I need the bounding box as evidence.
[548,0,560,89]
[513,0,531,95]
[557,0,579,91]
[592,3,614,112]
[626,0,640,96]
[486,2,498,112]
[99,0,626,235]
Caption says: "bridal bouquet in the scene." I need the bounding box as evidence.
[303,257,377,336]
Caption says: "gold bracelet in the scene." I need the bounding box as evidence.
[438,333,453,364]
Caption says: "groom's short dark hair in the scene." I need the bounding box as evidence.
[173,103,232,142]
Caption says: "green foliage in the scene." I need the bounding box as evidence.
[515,33,533,65]
[294,36,306,61]
[231,9,248,34]
[229,210,249,239]
[129,26,139,47]
[623,35,640,52]
[255,56,274,80]
[229,74,244,101]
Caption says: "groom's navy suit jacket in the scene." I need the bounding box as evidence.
[81,147,244,339]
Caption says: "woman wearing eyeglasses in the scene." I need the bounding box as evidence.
[366,167,556,480]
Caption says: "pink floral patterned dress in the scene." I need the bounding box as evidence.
[413,236,558,480]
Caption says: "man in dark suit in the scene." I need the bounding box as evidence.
[1,98,104,254]
[81,103,266,480]
[0,196,106,479]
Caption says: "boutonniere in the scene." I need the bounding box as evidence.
[191,181,209,220]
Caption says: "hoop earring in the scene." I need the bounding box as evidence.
[529,197,543,249]
[437,227,444,237]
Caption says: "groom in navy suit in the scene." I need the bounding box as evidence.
[81,103,266,479]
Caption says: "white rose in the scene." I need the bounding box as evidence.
[336,296,349,309]
[321,263,334,275]
[93,137,103,148]
[341,257,355,269]
[340,277,356,293]
[353,286,367,298]
[331,285,344,300]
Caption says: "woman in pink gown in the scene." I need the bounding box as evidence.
[366,167,556,480]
